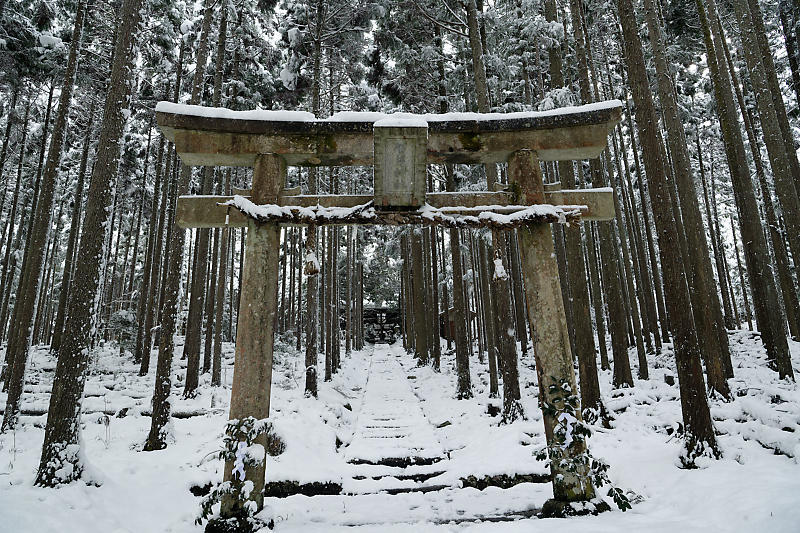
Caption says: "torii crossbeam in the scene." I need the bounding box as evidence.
[155,100,623,524]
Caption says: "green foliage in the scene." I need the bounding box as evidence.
[197,417,272,526]
[276,0,376,112]
[0,1,62,84]
[535,376,631,512]
[108,309,137,353]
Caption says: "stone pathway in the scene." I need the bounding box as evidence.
[260,345,550,527]
[344,348,445,466]
[339,347,449,495]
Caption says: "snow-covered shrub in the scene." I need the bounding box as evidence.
[197,417,275,531]
[108,309,136,353]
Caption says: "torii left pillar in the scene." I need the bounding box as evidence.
[219,154,284,521]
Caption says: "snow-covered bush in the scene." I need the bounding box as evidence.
[535,377,631,513]
[108,309,137,353]
[197,417,276,532]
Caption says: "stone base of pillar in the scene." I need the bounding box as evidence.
[540,498,611,518]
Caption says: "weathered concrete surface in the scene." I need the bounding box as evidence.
[156,104,622,167]
[220,154,284,518]
[510,150,596,503]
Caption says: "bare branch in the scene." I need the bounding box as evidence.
[409,0,469,38]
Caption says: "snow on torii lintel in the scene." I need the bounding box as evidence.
[155,100,623,126]
[223,195,584,228]
[155,101,317,122]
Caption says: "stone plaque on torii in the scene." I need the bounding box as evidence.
[155,100,622,522]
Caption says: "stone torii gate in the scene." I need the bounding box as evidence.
[155,101,622,524]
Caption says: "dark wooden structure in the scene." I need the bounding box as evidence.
[362,306,401,344]
[439,307,478,342]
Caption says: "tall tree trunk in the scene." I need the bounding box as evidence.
[478,240,499,396]
[611,118,654,356]
[446,169,472,398]
[345,225,352,354]
[140,142,174,376]
[2,2,87,431]
[730,214,753,330]
[411,228,430,365]
[199,7,228,375]
[0,85,18,190]
[35,0,143,484]
[281,233,290,334]
[2,83,52,375]
[435,42,471,392]
[617,0,719,460]
[546,0,604,415]
[729,0,800,276]
[700,0,794,379]
[720,31,800,342]
[133,130,165,368]
[324,226,333,380]
[608,142,648,377]
[295,227,303,352]
[430,227,442,370]
[35,194,64,345]
[746,0,800,198]
[181,2,216,398]
[641,0,731,395]
[203,226,219,372]
[213,169,231,386]
[491,228,523,421]
[509,234,528,355]
[779,0,800,105]
[467,0,518,404]
[572,0,632,389]
[304,0,325,396]
[0,96,31,348]
[695,135,735,331]
[623,93,670,344]
[145,0,214,451]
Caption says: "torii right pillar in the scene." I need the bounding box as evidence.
[510,149,602,516]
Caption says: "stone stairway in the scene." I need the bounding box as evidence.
[341,349,449,495]
[342,463,449,495]
[254,345,554,527]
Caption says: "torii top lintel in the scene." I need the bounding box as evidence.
[155,100,623,168]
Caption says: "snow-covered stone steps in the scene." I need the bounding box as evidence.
[267,482,550,527]
[347,455,443,467]
[342,474,450,495]
[344,461,450,495]
[348,462,446,481]
[430,508,541,525]
[343,350,445,465]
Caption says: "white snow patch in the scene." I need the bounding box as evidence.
[374,113,428,128]
[1,331,799,532]
[156,100,623,126]
[155,101,315,122]
[38,33,63,49]
[287,27,302,47]
[304,252,320,273]
[493,257,508,280]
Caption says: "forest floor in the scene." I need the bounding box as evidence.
[1,330,799,532]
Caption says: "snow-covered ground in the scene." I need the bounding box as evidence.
[1,329,799,532]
